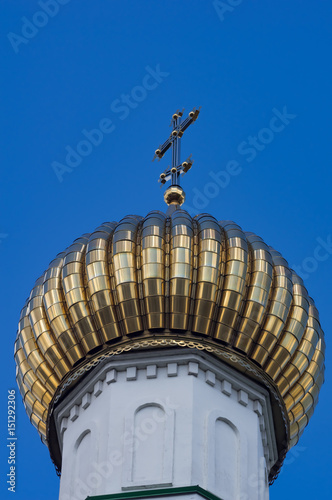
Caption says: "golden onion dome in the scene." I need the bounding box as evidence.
[15,209,325,480]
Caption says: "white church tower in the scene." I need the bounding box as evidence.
[15,108,325,500]
[55,348,278,500]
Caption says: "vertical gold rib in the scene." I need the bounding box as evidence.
[214,221,249,345]
[250,248,292,366]
[112,215,143,334]
[62,236,102,354]
[192,214,223,335]
[169,210,193,330]
[86,222,121,342]
[141,211,166,330]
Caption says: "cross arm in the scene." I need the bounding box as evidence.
[152,137,172,161]
[158,155,194,185]
[178,107,201,137]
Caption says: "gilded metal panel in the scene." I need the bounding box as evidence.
[62,237,101,353]
[233,234,272,354]
[112,215,143,334]
[168,212,193,331]
[251,250,293,365]
[264,271,310,380]
[141,213,166,330]
[27,281,71,381]
[192,214,223,335]
[276,300,321,398]
[18,309,59,393]
[214,221,248,345]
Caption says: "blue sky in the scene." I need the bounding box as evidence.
[0,1,331,499]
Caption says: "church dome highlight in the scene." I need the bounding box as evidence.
[15,108,325,498]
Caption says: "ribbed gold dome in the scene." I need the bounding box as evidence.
[14,209,325,479]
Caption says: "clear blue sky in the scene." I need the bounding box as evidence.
[0,1,331,499]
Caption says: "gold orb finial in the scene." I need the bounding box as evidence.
[164,185,185,206]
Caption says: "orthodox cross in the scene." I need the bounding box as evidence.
[153,107,201,187]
